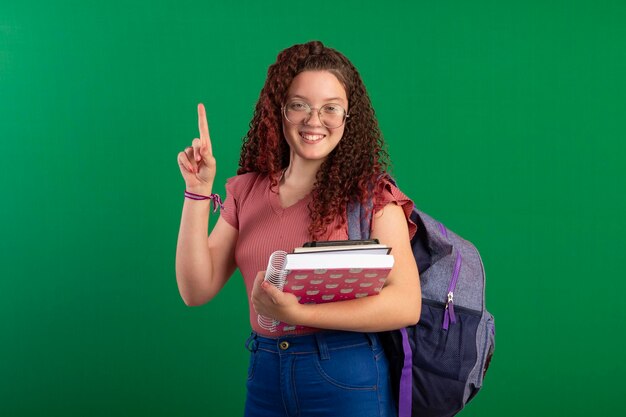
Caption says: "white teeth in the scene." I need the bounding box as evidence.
[300,133,325,141]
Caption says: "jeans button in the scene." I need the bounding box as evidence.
[279,341,290,350]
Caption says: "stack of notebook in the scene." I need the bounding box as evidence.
[258,240,394,332]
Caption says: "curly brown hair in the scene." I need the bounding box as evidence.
[238,40,390,239]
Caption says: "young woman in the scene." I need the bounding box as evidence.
[176,40,420,417]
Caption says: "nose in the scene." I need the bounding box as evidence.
[303,109,323,127]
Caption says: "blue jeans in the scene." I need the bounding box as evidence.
[244,331,397,417]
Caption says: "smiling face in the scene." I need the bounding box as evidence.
[282,70,348,165]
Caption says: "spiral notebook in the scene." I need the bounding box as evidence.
[258,246,394,333]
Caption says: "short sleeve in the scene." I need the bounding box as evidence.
[373,177,417,240]
[220,176,239,229]
[220,173,261,230]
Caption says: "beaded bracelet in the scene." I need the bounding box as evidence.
[184,191,224,213]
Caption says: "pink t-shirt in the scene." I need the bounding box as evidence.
[220,172,416,337]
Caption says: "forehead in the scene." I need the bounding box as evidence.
[286,70,347,104]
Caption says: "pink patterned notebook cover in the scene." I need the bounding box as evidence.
[275,267,391,333]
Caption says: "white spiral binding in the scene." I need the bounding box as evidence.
[257,250,288,332]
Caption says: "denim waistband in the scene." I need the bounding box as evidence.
[245,330,380,358]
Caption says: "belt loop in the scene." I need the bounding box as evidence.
[245,332,258,352]
[366,332,379,349]
[315,332,330,360]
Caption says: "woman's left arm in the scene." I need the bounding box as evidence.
[251,203,421,332]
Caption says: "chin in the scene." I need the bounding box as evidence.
[299,145,337,161]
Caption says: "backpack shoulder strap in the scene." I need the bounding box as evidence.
[347,174,397,240]
[347,199,372,240]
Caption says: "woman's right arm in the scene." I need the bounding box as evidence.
[175,104,238,306]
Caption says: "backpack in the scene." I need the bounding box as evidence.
[347,177,495,417]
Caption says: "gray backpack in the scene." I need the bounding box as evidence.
[347,178,495,417]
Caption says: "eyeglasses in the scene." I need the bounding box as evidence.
[282,100,349,129]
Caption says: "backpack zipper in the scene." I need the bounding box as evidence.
[439,222,462,330]
[438,222,448,237]
[422,298,481,316]
[443,251,462,330]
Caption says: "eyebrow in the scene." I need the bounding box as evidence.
[289,94,347,104]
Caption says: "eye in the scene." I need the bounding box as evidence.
[322,104,344,114]
[287,101,308,111]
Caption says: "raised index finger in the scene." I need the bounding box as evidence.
[197,103,213,155]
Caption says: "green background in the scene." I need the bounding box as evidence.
[1,0,624,416]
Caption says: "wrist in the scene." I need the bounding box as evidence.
[185,184,213,195]
[184,189,224,213]
[291,302,313,328]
